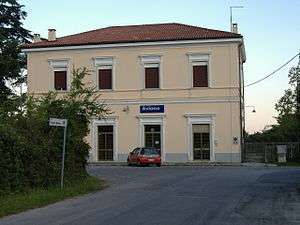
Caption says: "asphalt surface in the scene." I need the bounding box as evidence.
[1,165,300,225]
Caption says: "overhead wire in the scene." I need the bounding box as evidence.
[245,52,300,87]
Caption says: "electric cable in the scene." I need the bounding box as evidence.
[245,52,300,87]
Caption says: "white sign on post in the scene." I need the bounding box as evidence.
[49,117,68,189]
[49,118,68,127]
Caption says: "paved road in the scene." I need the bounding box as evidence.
[1,166,300,225]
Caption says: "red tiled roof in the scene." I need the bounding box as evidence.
[23,23,242,49]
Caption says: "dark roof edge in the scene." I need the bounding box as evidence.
[22,36,243,50]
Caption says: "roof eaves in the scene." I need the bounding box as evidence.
[22,35,243,50]
[22,37,244,52]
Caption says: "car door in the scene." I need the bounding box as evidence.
[131,148,140,163]
[128,148,136,162]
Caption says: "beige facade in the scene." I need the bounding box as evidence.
[25,40,245,163]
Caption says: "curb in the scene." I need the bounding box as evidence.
[88,162,278,167]
[88,162,240,166]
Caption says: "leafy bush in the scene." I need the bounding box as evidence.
[0,67,109,194]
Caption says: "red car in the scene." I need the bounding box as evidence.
[127,147,161,167]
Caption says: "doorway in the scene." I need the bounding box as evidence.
[193,124,210,160]
[98,125,114,161]
[144,125,161,152]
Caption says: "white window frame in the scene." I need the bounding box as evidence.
[90,117,118,162]
[48,59,70,91]
[136,115,165,162]
[93,57,115,91]
[187,54,211,88]
[185,114,216,162]
[140,55,162,90]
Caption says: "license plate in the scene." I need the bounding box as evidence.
[148,159,155,162]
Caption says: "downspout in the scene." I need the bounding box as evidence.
[239,40,246,162]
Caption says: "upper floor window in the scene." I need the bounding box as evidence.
[188,54,210,88]
[145,64,159,88]
[48,59,69,91]
[98,66,112,90]
[54,70,67,90]
[94,57,114,90]
[193,62,208,87]
[140,55,161,89]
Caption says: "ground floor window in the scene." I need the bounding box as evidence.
[144,125,161,152]
[193,124,210,160]
[98,125,113,161]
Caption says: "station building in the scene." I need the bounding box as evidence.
[23,23,246,163]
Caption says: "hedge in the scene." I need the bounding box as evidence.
[0,67,109,194]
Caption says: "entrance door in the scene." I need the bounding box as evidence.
[193,124,210,160]
[98,125,113,161]
[144,125,161,152]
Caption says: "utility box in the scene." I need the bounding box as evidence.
[276,145,287,163]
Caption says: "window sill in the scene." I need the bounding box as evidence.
[142,88,161,91]
[54,89,68,92]
[190,86,211,90]
[97,89,114,92]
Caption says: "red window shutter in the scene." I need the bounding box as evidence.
[54,71,67,90]
[99,69,112,89]
[145,67,159,88]
[193,65,208,87]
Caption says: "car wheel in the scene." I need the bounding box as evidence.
[156,163,161,167]
[137,161,145,167]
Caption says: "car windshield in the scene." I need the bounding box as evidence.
[141,148,159,156]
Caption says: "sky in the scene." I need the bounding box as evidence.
[19,0,300,133]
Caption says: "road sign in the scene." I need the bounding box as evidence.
[49,118,68,127]
[49,117,68,189]
[140,105,164,113]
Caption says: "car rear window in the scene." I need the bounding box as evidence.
[140,148,159,155]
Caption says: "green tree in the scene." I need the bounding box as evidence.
[275,57,300,141]
[0,67,110,194]
[0,0,31,102]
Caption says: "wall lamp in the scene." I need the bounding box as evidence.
[245,105,256,113]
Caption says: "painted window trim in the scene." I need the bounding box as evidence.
[185,114,216,162]
[140,55,162,90]
[90,117,118,162]
[187,53,211,88]
[48,59,70,91]
[93,57,115,91]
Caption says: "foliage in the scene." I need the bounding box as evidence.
[0,0,32,102]
[0,176,104,218]
[0,67,110,195]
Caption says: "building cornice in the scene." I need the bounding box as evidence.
[22,38,243,53]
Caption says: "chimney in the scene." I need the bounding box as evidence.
[48,29,56,41]
[231,23,238,33]
[33,33,41,43]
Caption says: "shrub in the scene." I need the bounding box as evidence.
[0,67,109,194]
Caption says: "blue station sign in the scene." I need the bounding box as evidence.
[140,105,164,113]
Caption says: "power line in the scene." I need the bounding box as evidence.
[245,52,300,87]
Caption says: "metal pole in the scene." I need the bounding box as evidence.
[229,6,244,31]
[61,125,67,189]
[230,7,233,30]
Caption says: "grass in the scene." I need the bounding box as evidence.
[277,161,300,167]
[0,176,106,218]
